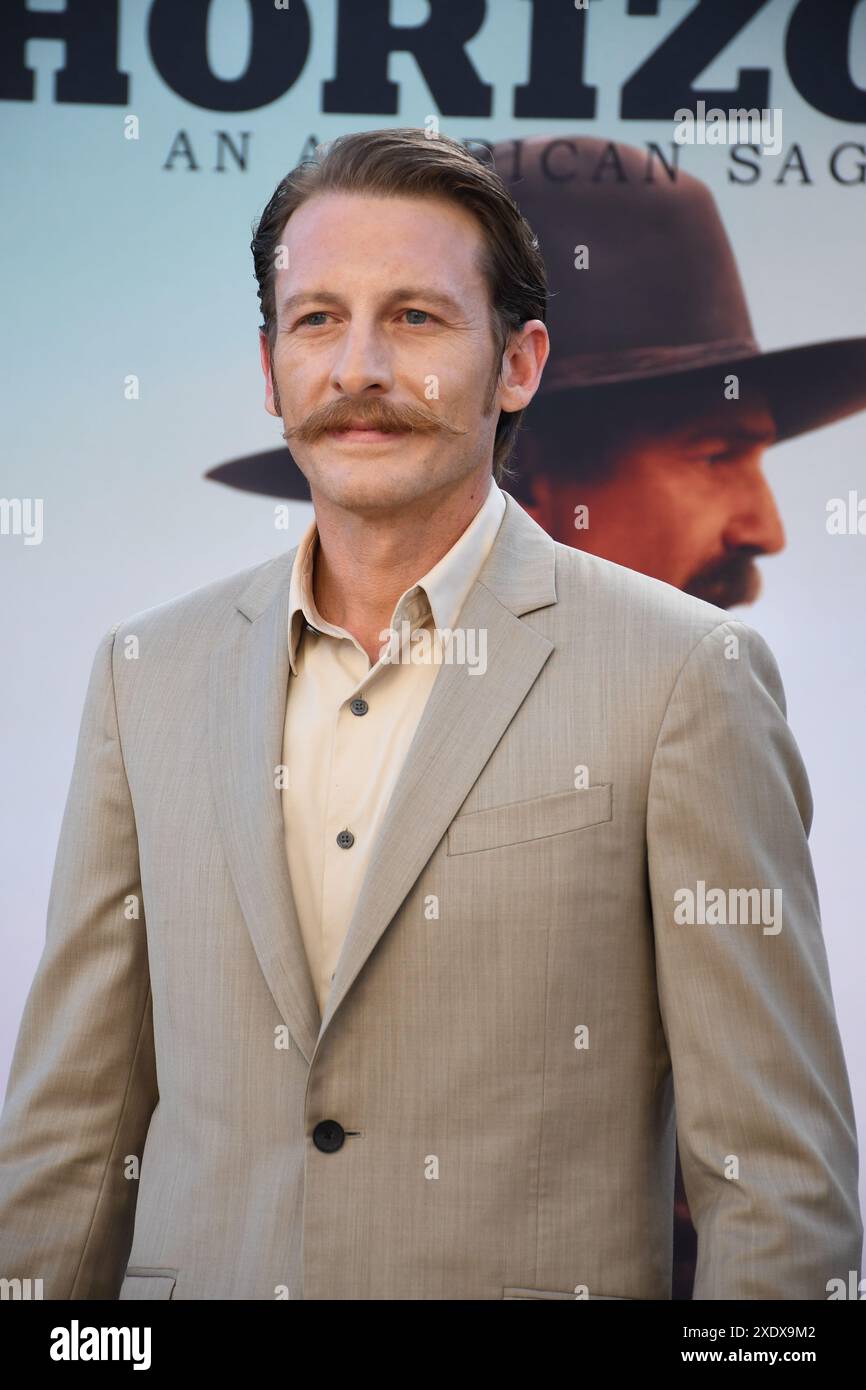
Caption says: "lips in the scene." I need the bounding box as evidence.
[326,425,408,441]
[332,424,402,433]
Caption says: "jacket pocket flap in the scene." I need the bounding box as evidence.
[448,784,612,856]
[118,1267,178,1300]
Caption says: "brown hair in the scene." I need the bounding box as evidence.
[251,128,548,485]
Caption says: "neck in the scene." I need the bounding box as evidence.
[310,469,493,664]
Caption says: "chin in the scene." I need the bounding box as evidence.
[313,449,453,509]
[313,465,431,513]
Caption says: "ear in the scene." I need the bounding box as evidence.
[259,331,281,417]
[497,320,550,417]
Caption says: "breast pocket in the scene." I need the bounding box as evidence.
[447,784,612,856]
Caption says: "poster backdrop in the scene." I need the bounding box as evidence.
[2,0,864,1294]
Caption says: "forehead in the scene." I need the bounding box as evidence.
[275,191,489,306]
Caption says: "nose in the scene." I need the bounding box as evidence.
[329,316,394,398]
[722,463,786,557]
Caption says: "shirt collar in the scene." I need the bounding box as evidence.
[288,478,506,674]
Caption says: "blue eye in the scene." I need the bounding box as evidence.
[297,308,432,328]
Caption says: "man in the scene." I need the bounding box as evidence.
[0,128,860,1300]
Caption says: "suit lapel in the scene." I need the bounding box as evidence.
[317,493,558,1046]
[208,546,322,1065]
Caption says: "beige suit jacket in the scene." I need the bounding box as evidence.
[0,491,861,1300]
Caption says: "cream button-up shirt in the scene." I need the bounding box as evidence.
[282,478,507,1017]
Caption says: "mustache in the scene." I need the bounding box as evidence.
[283,398,467,444]
[683,550,763,608]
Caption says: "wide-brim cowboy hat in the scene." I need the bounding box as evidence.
[206,134,866,502]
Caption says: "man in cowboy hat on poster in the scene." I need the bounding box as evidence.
[208,136,866,614]
[0,127,860,1301]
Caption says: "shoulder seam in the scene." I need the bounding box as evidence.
[647,619,736,776]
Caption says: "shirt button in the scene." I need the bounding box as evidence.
[350,697,369,716]
[336,829,355,849]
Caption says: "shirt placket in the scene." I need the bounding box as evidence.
[318,594,425,1002]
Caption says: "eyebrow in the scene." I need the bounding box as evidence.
[278,285,466,320]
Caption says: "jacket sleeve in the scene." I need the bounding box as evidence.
[0,623,158,1299]
[647,618,862,1300]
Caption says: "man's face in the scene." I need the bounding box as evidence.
[260,191,511,515]
[523,384,785,608]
